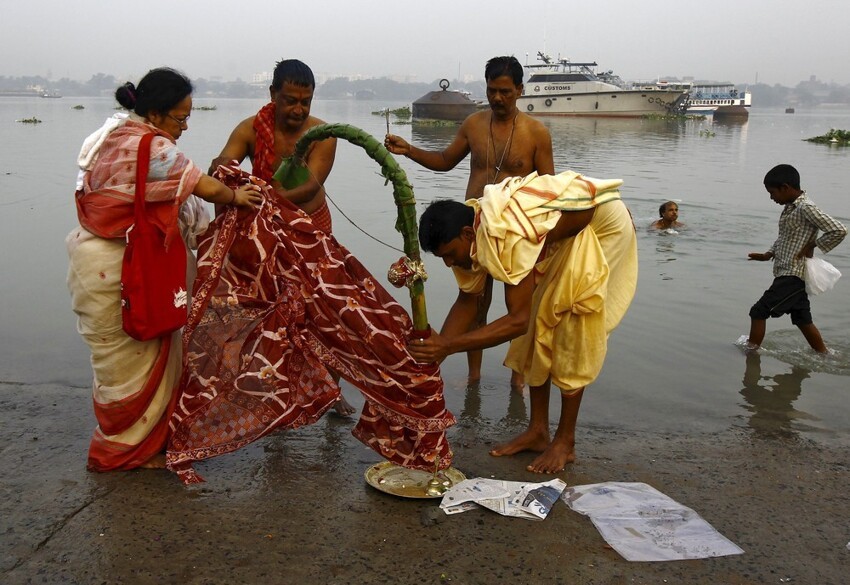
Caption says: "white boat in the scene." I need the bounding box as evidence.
[518,52,688,118]
[686,82,750,116]
[648,80,751,116]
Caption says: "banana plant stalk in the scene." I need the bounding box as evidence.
[273,123,428,332]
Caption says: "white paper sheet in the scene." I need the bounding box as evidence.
[562,481,744,561]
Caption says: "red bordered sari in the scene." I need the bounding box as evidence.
[68,118,203,471]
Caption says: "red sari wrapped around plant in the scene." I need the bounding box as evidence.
[167,165,455,484]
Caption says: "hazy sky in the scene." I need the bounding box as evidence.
[2,0,848,87]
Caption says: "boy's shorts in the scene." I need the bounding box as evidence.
[749,276,812,326]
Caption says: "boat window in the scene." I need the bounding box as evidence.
[527,74,590,83]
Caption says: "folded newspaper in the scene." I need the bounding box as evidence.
[439,478,567,520]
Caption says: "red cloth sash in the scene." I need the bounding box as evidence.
[252,102,333,234]
[309,200,333,233]
[251,102,278,181]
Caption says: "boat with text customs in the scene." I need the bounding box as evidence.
[518,52,688,118]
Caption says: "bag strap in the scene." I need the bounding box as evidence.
[132,133,155,232]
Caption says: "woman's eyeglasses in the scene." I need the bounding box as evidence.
[167,113,190,126]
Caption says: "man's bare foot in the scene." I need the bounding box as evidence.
[527,442,575,474]
[140,453,167,469]
[332,395,356,417]
[510,370,525,393]
[489,428,550,457]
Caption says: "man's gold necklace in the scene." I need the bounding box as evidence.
[487,112,517,184]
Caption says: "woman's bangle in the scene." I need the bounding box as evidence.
[228,188,236,205]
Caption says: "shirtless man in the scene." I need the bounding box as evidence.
[210,58,336,227]
[210,58,355,416]
[384,56,554,388]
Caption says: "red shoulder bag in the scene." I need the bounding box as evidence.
[120,132,188,341]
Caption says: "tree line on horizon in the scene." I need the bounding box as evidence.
[2,73,849,107]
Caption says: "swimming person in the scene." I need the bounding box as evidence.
[651,201,684,229]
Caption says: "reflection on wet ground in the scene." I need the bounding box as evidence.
[738,351,815,438]
[458,379,528,430]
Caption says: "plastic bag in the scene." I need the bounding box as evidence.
[805,257,841,295]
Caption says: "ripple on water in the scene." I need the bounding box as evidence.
[737,329,850,376]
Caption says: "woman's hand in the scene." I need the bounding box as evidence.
[230,184,264,208]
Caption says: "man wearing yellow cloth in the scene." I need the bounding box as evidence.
[410,171,638,473]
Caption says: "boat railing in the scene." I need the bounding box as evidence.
[692,89,740,100]
[525,53,601,77]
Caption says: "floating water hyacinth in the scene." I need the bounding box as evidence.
[805,128,850,146]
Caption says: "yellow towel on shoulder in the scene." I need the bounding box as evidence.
[453,172,624,294]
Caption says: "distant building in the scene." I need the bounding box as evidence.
[251,71,272,87]
[386,74,419,83]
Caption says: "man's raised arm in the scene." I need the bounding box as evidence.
[384,121,472,172]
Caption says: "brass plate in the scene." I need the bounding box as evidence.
[364,461,466,499]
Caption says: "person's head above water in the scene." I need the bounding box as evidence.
[658,201,679,218]
[654,201,682,228]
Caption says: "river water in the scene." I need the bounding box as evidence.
[2,96,849,446]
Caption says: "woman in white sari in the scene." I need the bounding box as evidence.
[67,68,261,471]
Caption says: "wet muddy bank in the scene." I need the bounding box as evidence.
[2,382,848,584]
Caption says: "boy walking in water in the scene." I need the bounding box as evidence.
[746,164,846,353]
